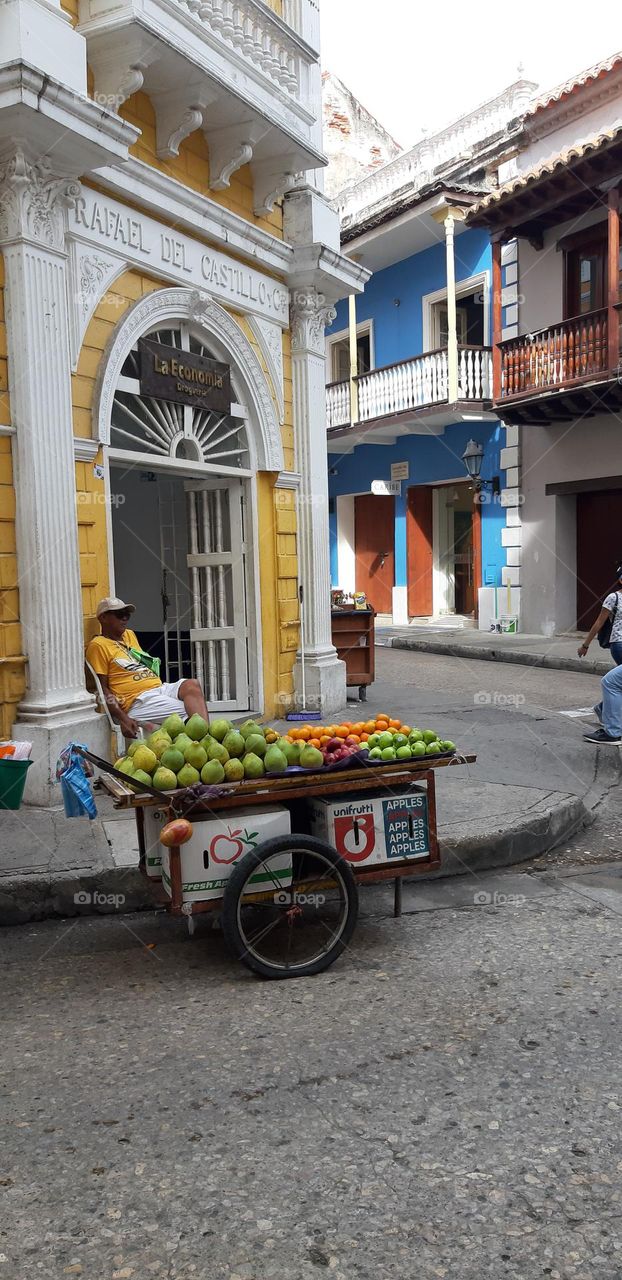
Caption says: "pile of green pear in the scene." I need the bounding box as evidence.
[113,713,325,792]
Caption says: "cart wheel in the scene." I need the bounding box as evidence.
[221,835,359,980]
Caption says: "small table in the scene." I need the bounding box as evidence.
[331,607,376,700]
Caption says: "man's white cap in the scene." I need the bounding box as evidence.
[96,597,136,619]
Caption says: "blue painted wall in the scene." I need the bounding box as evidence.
[327,227,492,366]
[328,419,506,590]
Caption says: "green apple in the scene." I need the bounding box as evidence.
[396,745,412,760]
[412,741,426,757]
[381,746,396,761]
[378,731,394,750]
[368,747,382,760]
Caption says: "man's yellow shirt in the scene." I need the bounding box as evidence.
[86,629,161,712]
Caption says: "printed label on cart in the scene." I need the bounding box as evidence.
[333,810,377,862]
[208,826,259,865]
[382,794,430,861]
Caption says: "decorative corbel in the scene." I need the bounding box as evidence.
[154,90,216,159]
[204,121,271,192]
[251,158,298,217]
[89,38,158,112]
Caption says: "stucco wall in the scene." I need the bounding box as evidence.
[327,227,492,365]
[518,207,610,337]
[520,412,622,634]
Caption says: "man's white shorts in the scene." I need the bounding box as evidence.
[130,681,186,726]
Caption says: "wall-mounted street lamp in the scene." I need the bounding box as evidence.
[462,439,500,497]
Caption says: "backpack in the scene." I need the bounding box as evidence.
[598,592,620,649]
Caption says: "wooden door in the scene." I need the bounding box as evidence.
[354,494,395,614]
[407,486,433,616]
[576,490,622,628]
[566,233,606,317]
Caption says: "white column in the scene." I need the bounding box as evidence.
[0,151,108,804]
[290,288,347,716]
[444,212,459,403]
[348,292,359,425]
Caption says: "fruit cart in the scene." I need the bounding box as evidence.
[78,746,475,981]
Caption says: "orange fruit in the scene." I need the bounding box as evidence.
[352,722,364,735]
[309,738,321,750]
[336,726,349,739]
[364,720,376,733]
[400,725,411,737]
[347,734,361,744]
[389,718,402,729]
[320,735,331,747]
[375,719,389,731]
[360,732,370,742]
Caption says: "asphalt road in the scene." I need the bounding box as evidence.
[2,652,621,1279]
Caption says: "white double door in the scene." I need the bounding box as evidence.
[158,475,250,712]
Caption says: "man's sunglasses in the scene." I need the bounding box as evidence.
[112,609,133,620]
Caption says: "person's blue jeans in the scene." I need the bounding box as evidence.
[594,642,622,721]
[601,660,622,738]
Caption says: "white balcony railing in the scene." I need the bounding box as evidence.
[326,347,492,431]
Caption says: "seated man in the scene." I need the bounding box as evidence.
[86,597,209,739]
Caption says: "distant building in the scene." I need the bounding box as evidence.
[325,78,536,629]
[322,72,402,200]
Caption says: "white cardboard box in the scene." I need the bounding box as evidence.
[308,790,431,867]
[160,805,292,903]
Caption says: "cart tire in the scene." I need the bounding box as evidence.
[221,835,359,980]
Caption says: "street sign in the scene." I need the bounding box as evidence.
[391,461,409,482]
[371,479,401,496]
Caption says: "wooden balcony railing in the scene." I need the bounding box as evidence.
[326,346,492,430]
[498,309,610,400]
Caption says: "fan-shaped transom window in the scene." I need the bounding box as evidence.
[111,322,249,471]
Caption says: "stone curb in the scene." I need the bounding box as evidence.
[389,636,610,677]
[0,792,590,926]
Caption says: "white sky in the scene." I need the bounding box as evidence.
[320,1,622,148]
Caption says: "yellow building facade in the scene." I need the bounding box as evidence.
[0,0,366,802]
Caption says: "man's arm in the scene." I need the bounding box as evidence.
[98,675,140,739]
[578,606,611,656]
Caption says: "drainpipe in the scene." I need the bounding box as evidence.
[348,293,359,424]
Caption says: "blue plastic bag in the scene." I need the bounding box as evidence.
[57,743,97,820]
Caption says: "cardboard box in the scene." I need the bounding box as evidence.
[160,804,292,904]
[308,789,432,867]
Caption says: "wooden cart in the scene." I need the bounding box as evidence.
[88,751,475,980]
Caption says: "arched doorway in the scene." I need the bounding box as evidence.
[94,289,284,713]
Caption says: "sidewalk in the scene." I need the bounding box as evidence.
[1,668,619,926]
[379,626,613,676]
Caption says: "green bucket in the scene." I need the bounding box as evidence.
[0,758,33,810]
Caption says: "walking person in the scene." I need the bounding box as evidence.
[578,562,622,746]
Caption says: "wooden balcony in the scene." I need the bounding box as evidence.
[493,307,622,425]
[327,346,492,436]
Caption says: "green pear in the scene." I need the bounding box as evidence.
[209,718,233,743]
[161,713,186,740]
[208,740,230,764]
[222,730,245,758]
[176,763,200,787]
[201,759,226,785]
[152,766,178,791]
[185,714,210,742]
[184,742,208,770]
[223,758,245,782]
[160,747,185,774]
[264,745,288,775]
[243,753,265,779]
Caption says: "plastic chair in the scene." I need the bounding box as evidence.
[85,660,129,759]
